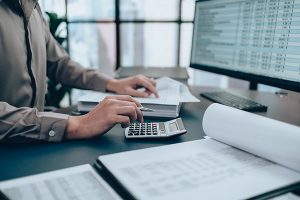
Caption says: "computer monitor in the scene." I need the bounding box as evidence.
[190,0,300,92]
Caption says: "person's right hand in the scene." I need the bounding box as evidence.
[65,95,143,140]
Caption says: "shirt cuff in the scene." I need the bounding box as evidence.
[38,112,69,142]
[91,71,113,92]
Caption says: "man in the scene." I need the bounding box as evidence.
[0,0,159,142]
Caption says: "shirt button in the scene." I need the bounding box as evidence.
[49,130,56,137]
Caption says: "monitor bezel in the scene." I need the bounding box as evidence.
[190,0,300,92]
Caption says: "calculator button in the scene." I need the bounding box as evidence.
[159,123,165,129]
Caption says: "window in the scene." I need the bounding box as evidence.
[40,0,195,73]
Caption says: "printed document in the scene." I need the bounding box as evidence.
[99,104,300,200]
[99,139,300,200]
[203,103,300,172]
[0,165,121,200]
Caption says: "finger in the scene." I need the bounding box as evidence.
[135,78,159,98]
[138,75,156,85]
[127,88,149,98]
[143,87,158,96]
[136,105,144,123]
[109,95,142,107]
[147,77,157,86]
[145,90,153,96]
[117,102,144,123]
[114,115,131,128]
[145,77,158,95]
[143,87,159,98]
[118,106,137,122]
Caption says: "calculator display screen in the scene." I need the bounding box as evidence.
[169,122,178,132]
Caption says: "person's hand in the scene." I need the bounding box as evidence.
[65,95,143,139]
[106,75,159,98]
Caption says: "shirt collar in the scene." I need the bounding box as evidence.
[20,0,38,22]
[5,0,38,22]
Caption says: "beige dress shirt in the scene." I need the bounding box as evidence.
[0,0,112,142]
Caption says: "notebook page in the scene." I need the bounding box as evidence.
[203,103,300,172]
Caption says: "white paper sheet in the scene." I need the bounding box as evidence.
[99,139,300,200]
[155,77,199,103]
[203,103,300,172]
[0,165,121,200]
[271,193,300,200]
[77,77,199,106]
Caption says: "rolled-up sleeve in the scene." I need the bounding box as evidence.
[0,102,68,142]
[44,20,112,92]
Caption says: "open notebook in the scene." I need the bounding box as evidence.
[98,104,300,200]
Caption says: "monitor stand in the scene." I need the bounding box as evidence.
[249,81,288,97]
[249,81,258,91]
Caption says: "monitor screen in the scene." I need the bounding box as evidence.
[190,0,300,92]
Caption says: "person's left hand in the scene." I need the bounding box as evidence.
[106,75,159,98]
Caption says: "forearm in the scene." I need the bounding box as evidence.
[46,29,112,92]
[47,56,112,92]
[0,102,68,142]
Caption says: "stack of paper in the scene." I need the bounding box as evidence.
[77,77,199,118]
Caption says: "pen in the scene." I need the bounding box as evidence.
[139,107,154,112]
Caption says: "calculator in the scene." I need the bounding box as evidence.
[125,118,187,139]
